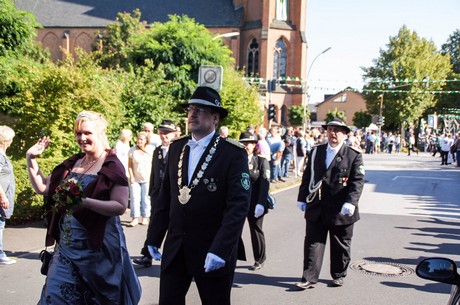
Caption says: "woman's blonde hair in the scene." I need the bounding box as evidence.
[0,125,15,145]
[119,129,133,142]
[74,111,110,149]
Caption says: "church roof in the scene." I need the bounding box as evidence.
[15,0,242,28]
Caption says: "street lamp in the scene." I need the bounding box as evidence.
[303,47,331,131]
[212,32,240,40]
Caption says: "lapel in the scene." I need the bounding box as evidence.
[328,143,346,171]
[180,138,191,188]
[314,145,327,175]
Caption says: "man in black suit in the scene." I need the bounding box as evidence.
[146,86,251,305]
[133,119,177,267]
[295,117,365,289]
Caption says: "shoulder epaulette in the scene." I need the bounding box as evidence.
[225,137,245,149]
[172,135,189,142]
[349,146,362,154]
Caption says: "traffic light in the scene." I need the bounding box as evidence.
[268,104,276,120]
[377,116,385,126]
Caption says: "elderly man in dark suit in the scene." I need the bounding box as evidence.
[295,117,365,289]
[146,86,251,305]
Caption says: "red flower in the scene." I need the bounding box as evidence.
[69,183,81,196]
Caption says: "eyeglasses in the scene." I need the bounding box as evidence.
[144,129,153,133]
[185,107,209,114]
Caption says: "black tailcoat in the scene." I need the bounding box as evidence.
[147,133,251,277]
[297,143,364,225]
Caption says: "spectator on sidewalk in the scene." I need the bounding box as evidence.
[0,125,16,265]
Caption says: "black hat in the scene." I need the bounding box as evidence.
[158,120,176,132]
[322,117,350,133]
[239,131,258,143]
[180,86,228,119]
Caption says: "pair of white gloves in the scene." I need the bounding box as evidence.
[296,202,356,216]
[149,246,226,273]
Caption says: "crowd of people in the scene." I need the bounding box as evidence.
[2,87,460,303]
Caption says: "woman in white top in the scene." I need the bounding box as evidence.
[115,128,132,177]
[127,131,154,226]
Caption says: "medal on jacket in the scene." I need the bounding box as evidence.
[178,186,191,204]
[177,136,221,204]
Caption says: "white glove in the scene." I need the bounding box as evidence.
[204,252,225,272]
[340,203,355,216]
[297,201,306,212]
[254,204,265,218]
[148,245,162,261]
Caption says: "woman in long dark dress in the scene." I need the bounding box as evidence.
[26,111,141,304]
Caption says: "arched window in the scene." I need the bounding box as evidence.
[273,39,287,79]
[276,0,288,21]
[247,38,259,76]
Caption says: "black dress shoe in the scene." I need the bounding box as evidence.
[294,281,316,289]
[132,256,152,267]
[332,277,344,287]
[249,262,263,271]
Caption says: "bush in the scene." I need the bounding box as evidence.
[9,156,63,225]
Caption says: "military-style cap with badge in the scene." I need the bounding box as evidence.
[180,86,228,119]
[322,117,350,134]
[158,120,176,133]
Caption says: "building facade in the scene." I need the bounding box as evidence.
[15,0,308,127]
[315,88,367,126]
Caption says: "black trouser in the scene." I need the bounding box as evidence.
[247,214,266,264]
[302,221,354,282]
[441,150,449,165]
[159,247,234,305]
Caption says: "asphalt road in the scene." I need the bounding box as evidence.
[1,152,460,305]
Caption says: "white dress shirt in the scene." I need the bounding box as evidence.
[188,131,215,184]
[326,141,344,169]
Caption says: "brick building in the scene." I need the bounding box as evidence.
[315,88,367,126]
[15,0,308,126]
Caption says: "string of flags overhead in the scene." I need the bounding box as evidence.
[242,77,460,94]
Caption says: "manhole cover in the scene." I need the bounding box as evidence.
[349,260,414,277]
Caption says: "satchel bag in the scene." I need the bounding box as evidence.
[267,193,276,210]
[39,249,53,276]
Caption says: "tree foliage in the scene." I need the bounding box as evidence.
[352,111,372,129]
[3,55,124,159]
[362,26,451,129]
[288,105,309,127]
[94,9,147,69]
[435,29,460,113]
[325,108,346,123]
[0,0,42,58]
[131,15,234,99]
[219,68,263,138]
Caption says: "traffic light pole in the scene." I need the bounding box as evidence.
[379,94,384,136]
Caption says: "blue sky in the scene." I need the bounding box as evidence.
[305,0,460,104]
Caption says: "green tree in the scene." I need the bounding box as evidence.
[4,55,124,159]
[434,29,460,113]
[219,68,263,137]
[362,26,451,130]
[288,105,308,127]
[352,111,372,128]
[325,108,346,123]
[94,9,147,69]
[131,15,234,98]
[0,0,42,57]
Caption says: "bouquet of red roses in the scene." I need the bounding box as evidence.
[52,178,85,214]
